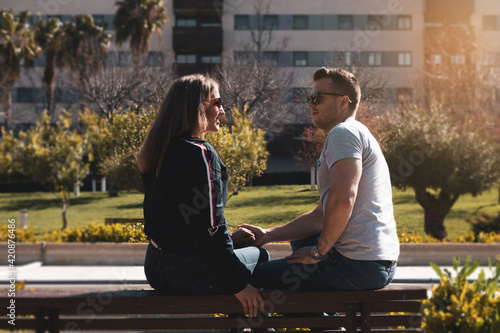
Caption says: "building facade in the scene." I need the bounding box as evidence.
[2,0,499,128]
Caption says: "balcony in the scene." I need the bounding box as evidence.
[173,0,221,15]
[173,27,222,53]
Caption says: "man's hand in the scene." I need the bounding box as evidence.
[238,224,269,247]
[230,227,255,248]
[234,284,265,318]
[285,246,321,265]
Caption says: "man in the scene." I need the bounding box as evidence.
[241,67,399,291]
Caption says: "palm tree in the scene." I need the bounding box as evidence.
[33,15,65,116]
[0,10,40,130]
[59,14,111,111]
[113,0,167,66]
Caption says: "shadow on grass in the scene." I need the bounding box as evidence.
[392,194,416,205]
[244,211,301,226]
[230,195,318,209]
[117,202,143,209]
[7,196,103,211]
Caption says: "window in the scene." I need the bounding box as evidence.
[344,51,352,66]
[263,51,279,65]
[368,52,382,66]
[397,88,412,103]
[176,54,196,64]
[366,15,382,31]
[201,54,221,64]
[146,52,163,66]
[15,88,45,103]
[397,15,411,30]
[201,16,221,27]
[483,53,498,67]
[450,54,466,65]
[398,52,411,66]
[338,15,353,30]
[234,15,249,30]
[94,15,107,29]
[263,15,279,29]
[294,52,308,66]
[483,15,499,30]
[430,54,442,64]
[293,15,308,29]
[177,18,196,27]
[117,52,129,67]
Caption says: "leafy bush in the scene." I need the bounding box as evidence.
[42,223,147,243]
[467,211,500,236]
[422,257,500,332]
[0,226,38,242]
[207,107,268,198]
[398,230,500,243]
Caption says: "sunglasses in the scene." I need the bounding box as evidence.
[209,97,223,108]
[306,92,353,105]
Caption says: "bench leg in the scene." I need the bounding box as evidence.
[345,303,357,333]
[48,309,60,333]
[35,309,46,333]
[360,302,371,333]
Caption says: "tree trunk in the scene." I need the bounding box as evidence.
[44,48,57,117]
[2,81,13,130]
[423,211,448,240]
[61,193,70,230]
[413,187,460,240]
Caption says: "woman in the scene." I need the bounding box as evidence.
[137,74,268,317]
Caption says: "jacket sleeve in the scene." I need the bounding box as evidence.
[183,142,250,293]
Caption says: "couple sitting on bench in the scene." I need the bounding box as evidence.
[137,68,399,322]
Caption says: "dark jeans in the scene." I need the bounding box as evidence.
[144,242,269,294]
[250,234,396,291]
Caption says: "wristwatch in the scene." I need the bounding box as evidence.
[310,245,329,261]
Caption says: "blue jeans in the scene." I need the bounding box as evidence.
[250,234,396,291]
[144,242,269,294]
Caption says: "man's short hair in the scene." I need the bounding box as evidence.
[313,67,361,113]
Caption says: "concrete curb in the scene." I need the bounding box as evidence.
[2,242,499,266]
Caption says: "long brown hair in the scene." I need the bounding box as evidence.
[137,74,218,176]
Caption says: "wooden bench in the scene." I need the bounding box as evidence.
[104,218,144,225]
[1,286,427,332]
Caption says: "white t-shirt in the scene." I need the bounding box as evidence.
[317,118,400,261]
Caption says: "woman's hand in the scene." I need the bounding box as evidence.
[230,227,256,248]
[238,224,269,247]
[234,284,265,318]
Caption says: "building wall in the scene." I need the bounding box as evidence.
[2,0,500,126]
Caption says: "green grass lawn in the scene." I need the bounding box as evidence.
[0,185,499,239]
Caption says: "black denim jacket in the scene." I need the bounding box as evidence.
[141,136,250,293]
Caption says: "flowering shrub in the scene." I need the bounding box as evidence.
[398,230,500,243]
[422,256,500,332]
[0,225,38,242]
[42,223,147,243]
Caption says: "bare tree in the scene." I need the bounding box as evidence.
[215,55,295,134]
[79,51,173,121]
[216,0,295,134]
